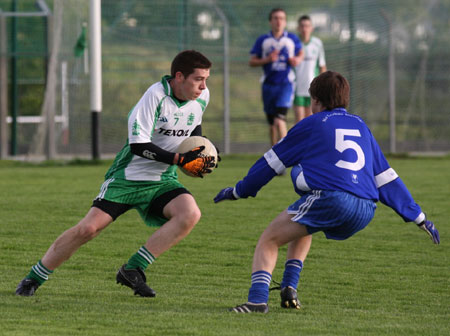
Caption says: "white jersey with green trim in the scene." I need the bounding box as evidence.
[295,36,326,97]
[105,75,209,181]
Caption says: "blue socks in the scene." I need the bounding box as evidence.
[248,270,272,304]
[281,259,303,289]
[247,260,303,304]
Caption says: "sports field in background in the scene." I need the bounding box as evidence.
[0,155,449,335]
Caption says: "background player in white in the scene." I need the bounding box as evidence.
[16,50,217,297]
[214,71,439,313]
[249,8,303,146]
[293,15,327,122]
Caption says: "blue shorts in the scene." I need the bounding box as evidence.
[287,190,376,240]
[262,82,293,116]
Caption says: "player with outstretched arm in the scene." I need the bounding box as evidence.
[16,50,218,297]
[214,71,440,313]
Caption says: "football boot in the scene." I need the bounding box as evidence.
[116,264,156,297]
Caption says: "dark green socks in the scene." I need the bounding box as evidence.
[27,260,53,285]
[125,246,155,271]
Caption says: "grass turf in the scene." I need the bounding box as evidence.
[0,155,449,335]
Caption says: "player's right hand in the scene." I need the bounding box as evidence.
[177,146,216,178]
[268,50,279,62]
[214,187,237,203]
[177,146,205,167]
[417,219,440,244]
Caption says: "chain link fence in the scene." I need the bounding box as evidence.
[1,0,449,159]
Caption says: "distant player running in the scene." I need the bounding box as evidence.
[293,15,327,122]
[250,8,303,146]
[16,50,218,297]
[214,71,440,313]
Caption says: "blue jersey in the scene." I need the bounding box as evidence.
[250,31,302,85]
[234,108,424,224]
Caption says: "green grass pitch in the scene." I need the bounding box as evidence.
[0,155,449,335]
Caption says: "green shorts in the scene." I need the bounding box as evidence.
[293,96,311,107]
[96,177,187,227]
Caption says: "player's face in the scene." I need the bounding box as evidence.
[298,19,313,41]
[270,11,286,33]
[177,68,210,101]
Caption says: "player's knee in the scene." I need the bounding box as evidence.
[274,116,286,125]
[187,206,201,228]
[76,222,102,241]
[259,228,284,247]
[179,207,201,231]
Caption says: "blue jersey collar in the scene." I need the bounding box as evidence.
[269,30,288,40]
[317,107,348,115]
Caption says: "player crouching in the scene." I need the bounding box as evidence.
[215,71,440,313]
[16,50,219,298]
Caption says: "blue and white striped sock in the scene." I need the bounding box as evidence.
[281,259,303,289]
[247,270,272,304]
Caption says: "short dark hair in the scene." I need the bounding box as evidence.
[268,8,286,21]
[170,50,212,78]
[309,71,350,110]
[298,15,311,24]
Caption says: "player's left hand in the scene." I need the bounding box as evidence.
[417,219,440,244]
[214,146,222,167]
[214,187,237,203]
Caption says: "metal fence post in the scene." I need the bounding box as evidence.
[381,9,396,153]
[213,5,230,154]
[0,14,8,159]
[348,0,355,114]
[46,9,56,159]
[90,0,102,160]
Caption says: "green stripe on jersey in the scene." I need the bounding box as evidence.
[106,92,166,180]
[104,141,133,180]
[161,165,178,181]
[161,75,171,95]
[161,75,188,108]
[151,96,166,140]
[196,98,207,111]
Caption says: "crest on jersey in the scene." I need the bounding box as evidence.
[187,113,195,126]
[132,120,141,135]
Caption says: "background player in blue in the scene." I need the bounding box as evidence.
[249,8,303,146]
[214,71,440,313]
